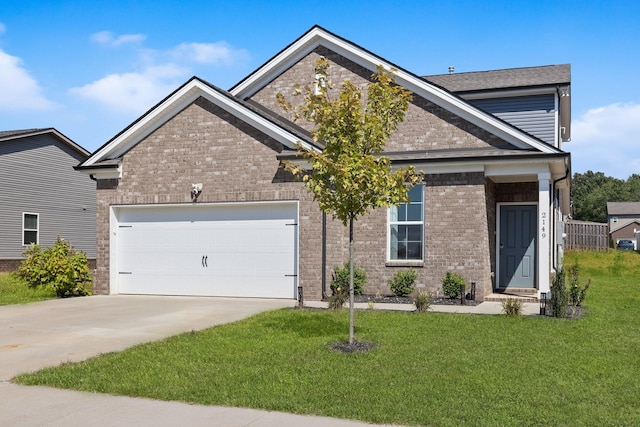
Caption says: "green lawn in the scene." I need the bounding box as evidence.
[15,250,640,426]
[0,272,56,305]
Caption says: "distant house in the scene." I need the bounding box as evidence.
[607,202,640,249]
[77,26,571,301]
[0,129,96,271]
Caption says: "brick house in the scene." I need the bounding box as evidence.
[77,26,571,301]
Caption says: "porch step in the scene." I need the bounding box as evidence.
[485,292,539,303]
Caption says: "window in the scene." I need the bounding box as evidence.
[389,185,424,260]
[23,213,39,245]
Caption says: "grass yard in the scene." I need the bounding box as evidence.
[15,250,640,426]
[0,272,56,305]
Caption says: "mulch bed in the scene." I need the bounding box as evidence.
[354,294,478,306]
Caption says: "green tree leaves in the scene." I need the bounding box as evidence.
[278,58,422,226]
[571,171,640,222]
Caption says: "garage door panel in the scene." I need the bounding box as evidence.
[114,203,297,298]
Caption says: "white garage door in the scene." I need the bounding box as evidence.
[112,202,297,298]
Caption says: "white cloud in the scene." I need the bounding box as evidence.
[72,35,249,114]
[571,103,640,178]
[69,64,187,114]
[91,31,146,47]
[0,50,57,111]
[169,42,249,65]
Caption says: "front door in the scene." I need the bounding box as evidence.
[499,205,536,288]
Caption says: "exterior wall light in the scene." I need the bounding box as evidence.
[191,183,202,202]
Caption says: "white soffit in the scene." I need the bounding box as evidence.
[231,26,561,155]
[81,79,315,168]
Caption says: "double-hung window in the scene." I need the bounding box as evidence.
[389,185,424,260]
[23,213,39,245]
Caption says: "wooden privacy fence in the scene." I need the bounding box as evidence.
[565,220,609,250]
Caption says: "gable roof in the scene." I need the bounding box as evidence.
[231,25,564,155]
[423,65,570,93]
[0,128,90,157]
[78,77,317,171]
[609,219,640,235]
[607,202,640,216]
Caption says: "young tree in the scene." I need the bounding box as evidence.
[278,58,422,345]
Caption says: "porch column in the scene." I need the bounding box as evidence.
[538,172,551,297]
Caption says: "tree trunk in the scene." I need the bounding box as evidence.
[349,216,355,345]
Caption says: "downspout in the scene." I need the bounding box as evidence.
[552,163,571,270]
[321,211,327,299]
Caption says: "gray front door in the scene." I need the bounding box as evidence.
[499,205,536,288]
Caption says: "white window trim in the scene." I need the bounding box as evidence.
[22,212,39,246]
[387,185,425,262]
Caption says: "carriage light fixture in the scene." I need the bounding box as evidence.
[191,183,203,202]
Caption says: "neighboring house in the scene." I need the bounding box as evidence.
[76,26,571,301]
[607,202,640,249]
[0,129,96,271]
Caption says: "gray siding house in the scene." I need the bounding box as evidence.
[0,129,96,271]
[77,26,571,301]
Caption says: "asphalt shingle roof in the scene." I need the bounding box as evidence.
[607,202,640,216]
[423,64,570,93]
[0,128,51,140]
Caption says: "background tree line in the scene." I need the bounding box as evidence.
[571,171,640,223]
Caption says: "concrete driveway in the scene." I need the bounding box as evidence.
[0,296,403,426]
[0,295,295,381]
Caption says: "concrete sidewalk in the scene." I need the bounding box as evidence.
[304,299,541,315]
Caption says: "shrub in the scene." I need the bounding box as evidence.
[414,291,432,313]
[330,261,367,297]
[17,237,92,298]
[389,269,417,296]
[549,268,568,318]
[327,292,347,310]
[441,271,466,299]
[502,298,523,316]
[568,264,590,307]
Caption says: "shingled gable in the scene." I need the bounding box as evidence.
[230,25,563,156]
[76,77,317,178]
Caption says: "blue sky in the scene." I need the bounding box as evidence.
[1,0,638,178]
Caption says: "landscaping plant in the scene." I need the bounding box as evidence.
[330,261,367,297]
[388,269,417,296]
[501,297,523,316]
[441,271,466,299]
[414,291,432,312]
[568,264,590,307]
[17,237,92,298]
[549,267,568,318]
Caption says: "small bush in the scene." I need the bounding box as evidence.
[414,291,432,313]
[330,261,367,297]
[549,268,568,318]
[502,298,523,316]
[441,271,466,299]
[17,237,92,298]
[568,264,590,307]
[327,292,347,310]
[389,269,417,296]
